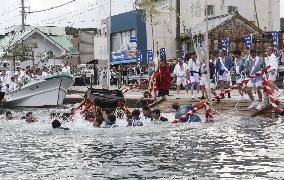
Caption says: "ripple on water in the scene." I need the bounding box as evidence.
[0,110,284,179]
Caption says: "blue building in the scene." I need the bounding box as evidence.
[110,10,147,65]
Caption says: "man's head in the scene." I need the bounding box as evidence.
[178,58,183,65]
[126,112,133,120]
[219,49,225,58]
[250,49,257,58]
[132,109,140,119]
[233,50,241,59]
[52,120,61,129]
[5,111,13,120]
[50,113,56,120]
[151,109,161,120]
[172,102,180,111]
[191,52,197,60]
[266,47,273,56]
[142,106,151,116]
[26,112,34,123]
[93,117,104,127]
[107,114,116,123]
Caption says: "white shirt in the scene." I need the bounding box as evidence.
[42,71,49,77]
[2,75,10,85]
[62,66,71,74]
[173,63,187,77]
[8,81,16,92]
[265,53,278,71]
[19,70,25,80]
[187,58,201,72]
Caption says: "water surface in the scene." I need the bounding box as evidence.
[0,108,283,179]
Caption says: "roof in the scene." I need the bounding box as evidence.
[0,28,34,52]
[192,12,264,35]
[49,35,78,55]
[0,28,78,55]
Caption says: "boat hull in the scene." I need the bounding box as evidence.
[4,77,74,107]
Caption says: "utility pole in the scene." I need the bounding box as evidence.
[21,0,25,31]
[268,0,272,31]
[176,0,181,58]
[106,0,112,89]
[205,0,211,104]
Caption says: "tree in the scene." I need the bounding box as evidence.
[135,0,174,54]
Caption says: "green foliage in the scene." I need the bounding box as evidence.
[3,42,33,61]
[65,27,98,37]
[136,0,160,20]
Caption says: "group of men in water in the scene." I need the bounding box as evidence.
[171,47,283,110]
[4,100,203,129]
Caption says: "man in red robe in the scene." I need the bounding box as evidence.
[156,59,171,97]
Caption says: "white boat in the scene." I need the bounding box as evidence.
[3,73,74,107]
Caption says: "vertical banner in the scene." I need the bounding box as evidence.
[221,38,229,56]
[130,36,137,43]
[147,50,154,63]
[243,35,252,49]
[193,34,206,63]
[271,31,279,57]
[136,50,142,65]
[160,48,166,60]
[179,46,185,58]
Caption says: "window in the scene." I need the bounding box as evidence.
[205,5,215,16]
[228,6,238,14]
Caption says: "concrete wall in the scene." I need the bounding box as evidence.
[145,0,177,59]
[79,31,95,64]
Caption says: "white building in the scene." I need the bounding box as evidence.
[136,0,280,58]
[0,28,78,68]
[180,0,280,32]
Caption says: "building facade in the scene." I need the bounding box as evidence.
[136,0,280,59]
[180,0,280,32]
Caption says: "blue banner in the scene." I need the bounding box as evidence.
[243,35,252,48]
[160,48,166,60]
[111,50,136,64]
[147,50,153,62]
[271,31,279,57]
[179,46,185,58]
[136,50,142,65]
[221,38,229,56]
[130,36,137,43]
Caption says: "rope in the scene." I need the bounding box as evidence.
[171,66,271,124]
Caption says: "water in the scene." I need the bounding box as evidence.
[0,108,284,179]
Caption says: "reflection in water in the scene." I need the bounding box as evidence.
[0,108,283,179]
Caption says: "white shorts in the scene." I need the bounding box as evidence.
[200,76,216,89]
[199,76,206,86]
[190,74,200,83]
[267,72,277,82]
[177,77,187,86]
[247,79,262,88]
[218,72,228,82]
